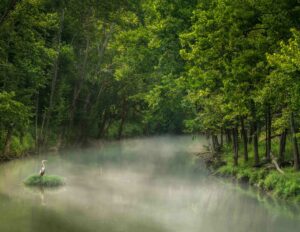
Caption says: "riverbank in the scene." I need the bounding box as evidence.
[209,145,300,203]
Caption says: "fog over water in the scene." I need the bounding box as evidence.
[0,136,300,232]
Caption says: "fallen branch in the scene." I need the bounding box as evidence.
[271,152,285,175]
[259,133,281,142]
[196,151,212,156]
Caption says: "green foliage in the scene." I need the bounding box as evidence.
[10,133,35,155]
[24,174,64,187]
[0,91,30,130]
[266,29,300,113]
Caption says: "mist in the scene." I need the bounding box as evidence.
[0,136,299,232]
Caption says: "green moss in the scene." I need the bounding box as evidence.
[24,174,65,187]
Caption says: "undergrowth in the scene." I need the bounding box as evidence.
[216,143,300,202]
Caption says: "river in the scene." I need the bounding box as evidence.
[0,136,299,232]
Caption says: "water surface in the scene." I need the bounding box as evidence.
[0,136,299,232]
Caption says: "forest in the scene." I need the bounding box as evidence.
[1,0,300,191]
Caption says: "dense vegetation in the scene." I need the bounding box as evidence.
[0,0,195,158]
[1,0,300,184]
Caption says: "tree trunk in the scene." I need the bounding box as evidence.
[69,37,89,130]
[253,121,260,166]
[69,23,114,132]
[3,126,13,156]
[118,118,126,140]
[40,8,64,144]
[97,109,108,138]
[267,105,272,161]
[215,135,220,149]
[103,117,113,137]
[35,93,39,154]
[265,106,271,162]
[240,117,248,162]
[232,126,239,166]
[248,124,253,144]
[78,93,91,143]
[212,135,220,152]
[211,135,216,152]
[220,128,224,148]
[226,129,232,144]
[225,131,229,144]
[278,129,287,164]
[117,99,128,139]
[290,112,300,171]
[95,23,114,73]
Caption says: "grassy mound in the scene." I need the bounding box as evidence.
[24,174,65,187]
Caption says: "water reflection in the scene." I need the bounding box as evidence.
[39,187,45,205]
[0,136,299,232]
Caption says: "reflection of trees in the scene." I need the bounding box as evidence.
[38,186,46,206]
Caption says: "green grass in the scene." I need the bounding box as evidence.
[216,142,300,202]
[24,174,65,187]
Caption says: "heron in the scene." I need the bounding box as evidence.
[39,160,47,176]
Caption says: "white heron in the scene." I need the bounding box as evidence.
[39,160,47,176]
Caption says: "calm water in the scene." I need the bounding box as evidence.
[0,136,299,232]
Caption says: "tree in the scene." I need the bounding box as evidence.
[0,91,30,156]
[267,29,300,170]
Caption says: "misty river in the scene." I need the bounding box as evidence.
[0,136,300,232]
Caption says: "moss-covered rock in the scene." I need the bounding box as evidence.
[24,174,65,187]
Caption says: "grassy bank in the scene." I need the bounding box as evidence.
[214,141,300,202]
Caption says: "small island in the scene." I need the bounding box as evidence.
[24,174,65,187]
[24,160,64,187]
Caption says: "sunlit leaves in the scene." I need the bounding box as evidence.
[267,29,300,113]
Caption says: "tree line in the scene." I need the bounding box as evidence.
[1,0,300,172]
[180,0,300,171]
